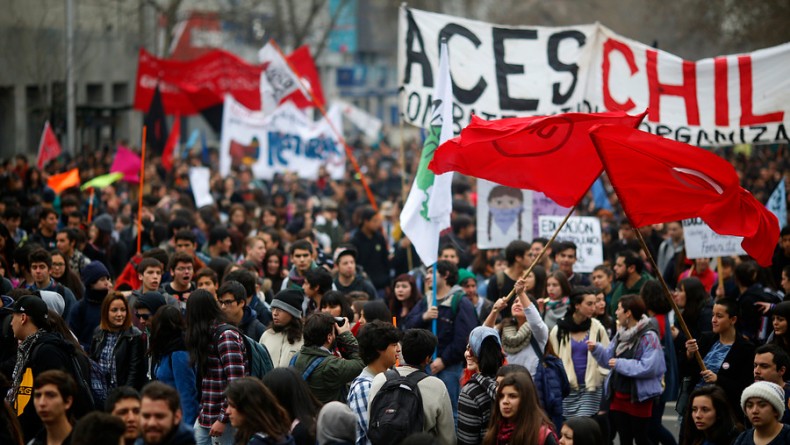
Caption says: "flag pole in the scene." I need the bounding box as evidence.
[137,126,147,255]
[716,257,725,295]
[432,262,438,360]
[267,40,379,211]
[633,225,707,370]
[87,188,95,223]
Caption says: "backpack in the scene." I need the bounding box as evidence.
[529,336,570,433]
[215,324,274,379]
[367,369,428,445]
[288,353,327,381]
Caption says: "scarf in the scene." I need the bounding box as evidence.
[286,266,307,288]
[6,329,44,404]
[501,321,532,354]
[556,314,592,343]
[615,315,652,356]
[496,419,516,444]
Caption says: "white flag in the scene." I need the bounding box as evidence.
[767,180,787,229]
[258,40,304,109]
[400,41,454,266]
[337,100,383,141]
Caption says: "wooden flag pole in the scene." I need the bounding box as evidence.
[86,188,95,223]
[633,226,706,370]
[268,40,378,211]
[137,126,147,255]
[716,257,725,296]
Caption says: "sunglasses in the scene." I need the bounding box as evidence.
[135,312,151,320]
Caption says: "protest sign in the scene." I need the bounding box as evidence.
[219,95,345,181]
[532,192,571,238]
[476,179,532,249]
[538,216,602,273]
[398,6,790,145]
[189,167,214,208]
[682,217,746,259]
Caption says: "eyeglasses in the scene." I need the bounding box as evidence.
[218,299,237,307]
[135,312,151,320]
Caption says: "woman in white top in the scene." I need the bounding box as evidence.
[484,276,549,377]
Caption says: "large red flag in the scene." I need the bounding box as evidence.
[162,115,181,171]
[36,121,62,169]
[429,112,645,207]
[284,46,325,108]
[590,125,780,266]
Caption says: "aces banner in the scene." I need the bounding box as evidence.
[219,95,345,180]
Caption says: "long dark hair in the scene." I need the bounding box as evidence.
[529,265,548,301]
[185,289,227,373]
[225,377,291,444]
[49,251,84,300]
[563,417,603,445]
[475,336,505,377]
[390,274,422,316]
[261,368,322,444]
[483,373,552,445]
[148,305,186,358]
[679,277,707,325]
[320,290,354,321]
[680,385,742,445]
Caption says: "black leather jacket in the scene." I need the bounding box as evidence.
[90,326,147,390]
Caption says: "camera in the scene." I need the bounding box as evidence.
[334,317,346,327]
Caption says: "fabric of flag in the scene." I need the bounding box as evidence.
[400,40,454,267]
[284,45,325,108]
[766,180,787,229]
[590,125,780,267]
[110,145,142,183]
[429,111,645,208]
[47,168,80,194]
[183,129,200,159]
[36,121,62,169]
[258,41,304,107]
[81,172,123,190]
[144,85,168,154]
[162,115,181,171]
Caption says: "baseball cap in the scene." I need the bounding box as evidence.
[1,296,49,326]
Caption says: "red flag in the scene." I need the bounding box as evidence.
[429,112,645,207]
[162,115,180,171]
[47,168,80,194]
[36,121,62,169]
[284,46,325,108]
[590,125,780,266]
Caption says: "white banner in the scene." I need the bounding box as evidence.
[682,218,746,259]
[538,216,602,273]
[219,95,345,180]
[398,7,790,145]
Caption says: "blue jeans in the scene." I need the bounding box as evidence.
[194,419,235,445]
[434,362,463,421]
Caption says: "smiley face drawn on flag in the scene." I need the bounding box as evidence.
[491,116,575,158]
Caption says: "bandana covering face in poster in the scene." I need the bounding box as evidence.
[477,179,531,249]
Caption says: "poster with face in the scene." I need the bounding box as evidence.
[477,179,532,249]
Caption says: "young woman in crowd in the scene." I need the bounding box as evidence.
[263,249,286,294]
[680,385,741,445]
[589,294,665,445]
[683,298,755,422]
[594,288,615,339]
[150,305,199,427]
[225,377,295,445]
[89,292,147,396]
[733,381,790,445]
[49,251,83,300]
[549,287,609,423]
[671,277,713,344]
[768,301,790,356]
[525,265,548,303]
[319,290,355,321]
[261,368,322,445]
[543,271,571,331]
[358,300,392,327]
[390,274,423,329]
[482,372,558,445]
[457,326,505,445]
[559,417,604,445]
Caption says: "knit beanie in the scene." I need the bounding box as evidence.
[741,381,785,419]
[316,402,357,445]
[135,292,167,314]
[271,289,304,319]
[81,261,110,288]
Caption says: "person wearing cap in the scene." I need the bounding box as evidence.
[457,326,504,445]
[68,260,113,351]
[734,381,790,445]
[458,269,493,325]
[333,245,377,301]
[27,249,77,321]
[4,295,90,441]
[133,292,168,332]
[260,289,306,367]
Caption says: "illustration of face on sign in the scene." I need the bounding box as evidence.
[487,185,524,241]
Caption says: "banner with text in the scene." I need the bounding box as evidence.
[538,215,602,273]
[682,218,746,259]
[219,95,345,180]
[398,7,790,145]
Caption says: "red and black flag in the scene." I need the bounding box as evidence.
[143,85,168,153]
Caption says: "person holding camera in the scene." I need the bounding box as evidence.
[291,312,365,404]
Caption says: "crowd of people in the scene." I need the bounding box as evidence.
[0,137,788,445]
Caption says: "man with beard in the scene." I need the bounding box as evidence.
[260,289,305,367]
[752,344,790,424]
[107,386,142,445]
[138,382,195,445]
[608,249,650,317]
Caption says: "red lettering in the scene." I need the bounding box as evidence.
[602,39,637,112]
[646,50,700,125]
[714,57,729,126]
[738,55,784,126]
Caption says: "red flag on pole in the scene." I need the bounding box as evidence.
[284,46,325,108]
[36,121,62,169]
[590,125,780,266]
[162,115,180,171]
[429,112,645,207]
[47,168,80,195]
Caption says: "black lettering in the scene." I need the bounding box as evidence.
[421,94,433,127]
[406,92,422,122]
[638,122,652,133]
[655,125,672,137]
[696,129,711,146]
[492,27,539,111]
[480,111,497,120]
[451,101,464,135]
[547,30,586,104]
[775,123,789,143]
[751,125,767,143]
[675,126,691,143]
[714,129,733,144]
[404,9,433,87]
[439,24,487,105]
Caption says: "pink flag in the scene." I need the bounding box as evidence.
[111,145,142,183]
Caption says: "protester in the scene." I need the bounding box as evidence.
[316,402,356,445]
[70,260,112,350]
[27,248,77,320]
[29,370,76,445]
[671,277,713,346]
[482,372,558,445]
[138,381,196,445]
[71,411,125,445]
[609,250,650,318]
[680,385,741,445]
[261,368,321,445]
[389,273,423,329]
[320,290,355,321]
[751,344,790,424]
[224,377,294,445]
[768,301,790,356]
[106,386,142,445]
[457,326,504,445]
[543,270,571,332]
[733,381,790,445]
[333,246,377,300]
[302,267,334,317]
[486,240,531,318]
[350,207,390,298]
[559,417,604,445]
[217,280,265,341]
[49,251,83,301]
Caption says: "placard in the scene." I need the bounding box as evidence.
[683,218,746,259]
[538,216,603,273]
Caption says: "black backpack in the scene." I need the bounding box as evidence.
[367,369,427,445]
